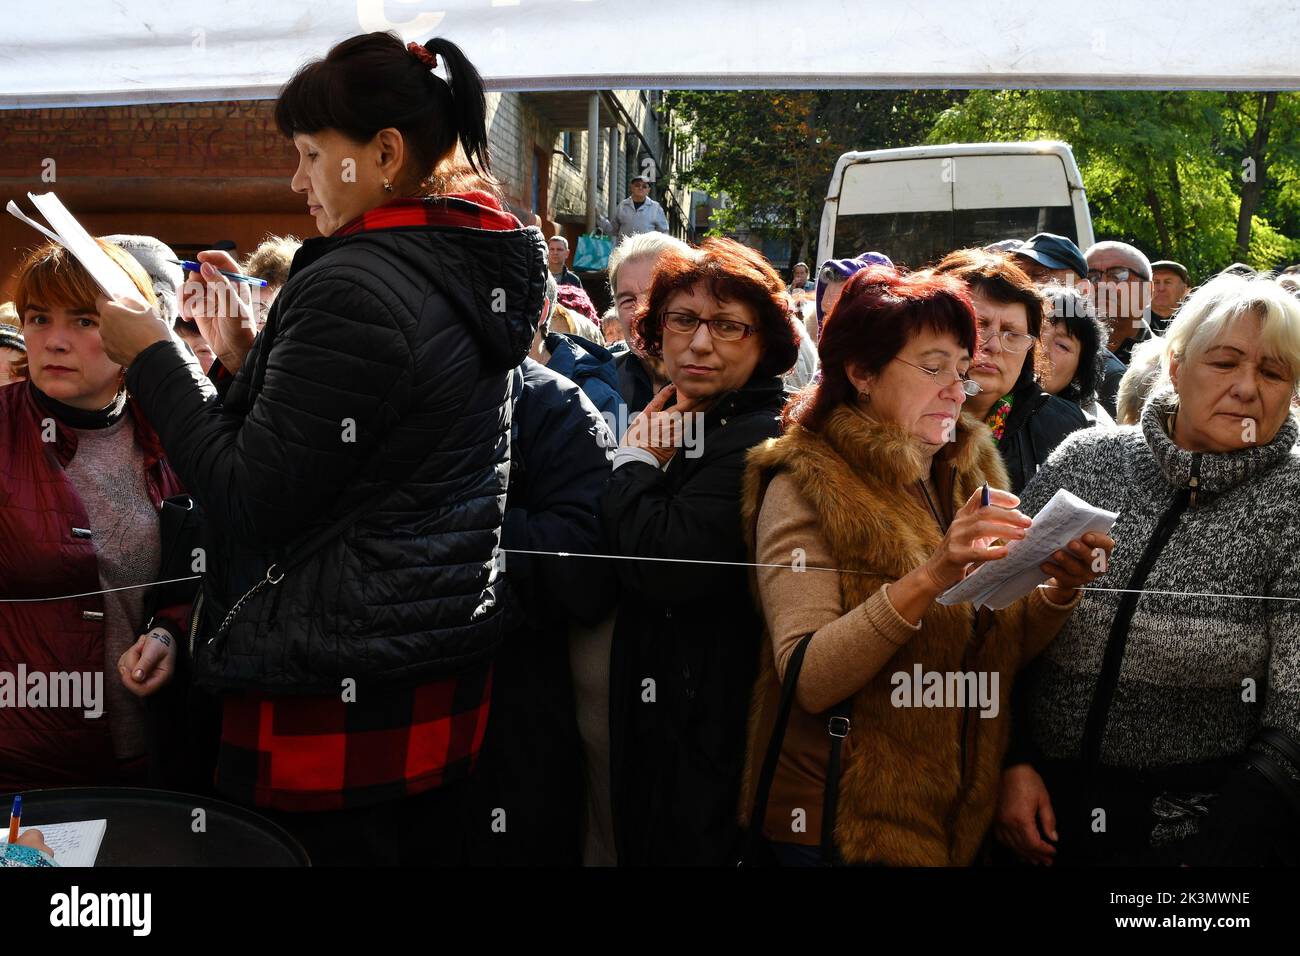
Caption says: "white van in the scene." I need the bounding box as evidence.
[816,141,1093,270]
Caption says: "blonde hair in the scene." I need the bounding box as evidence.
[1161,271,1300,394]
[1116,336,1166,425]
[551,303,604,346]
[607,231,692,298]
[241,234,302,288]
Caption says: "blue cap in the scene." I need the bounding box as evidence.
[1013,233,1089,279]
[816,251,894,333]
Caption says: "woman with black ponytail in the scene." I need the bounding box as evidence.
[97,32,548,864]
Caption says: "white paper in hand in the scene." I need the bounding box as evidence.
[7,192,139,300]
[937,488,1118,610]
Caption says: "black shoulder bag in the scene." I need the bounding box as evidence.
[742,633,852,867]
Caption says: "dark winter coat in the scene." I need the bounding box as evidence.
[463,358,613,864]
[124,210,547,694]
[544,331,622,433]
[996,381,1092,493]
[603,375,786,865]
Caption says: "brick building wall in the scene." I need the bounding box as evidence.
[0,101,309,297]
[0,90,683,301]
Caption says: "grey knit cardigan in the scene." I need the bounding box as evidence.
[1017,385,1300,770]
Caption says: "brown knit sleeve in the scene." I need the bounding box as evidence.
[755,473,920,714]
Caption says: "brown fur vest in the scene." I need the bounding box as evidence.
[739,404,1044,866]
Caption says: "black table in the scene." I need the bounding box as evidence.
[3,787,309,866]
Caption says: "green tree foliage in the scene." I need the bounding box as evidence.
[667,89,1300,280]
[928,90,1300,277]
[664,90,958,266]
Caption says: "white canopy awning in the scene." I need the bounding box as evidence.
[3,0,1299,108]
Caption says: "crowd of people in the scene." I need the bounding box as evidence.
[2,31,1300,868]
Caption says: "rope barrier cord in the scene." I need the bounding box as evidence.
[3,552,1298,605]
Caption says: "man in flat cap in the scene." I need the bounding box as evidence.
[1149,260,1191,335]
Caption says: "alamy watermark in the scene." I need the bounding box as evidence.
[890,664,1000,719]
[0,666,103,718]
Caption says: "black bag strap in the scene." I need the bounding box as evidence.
[821,697,852,865]
[1081,464,1197,777]
[1245,749,1300,821]
[745,634,851,866]
[1247,728,1300,821]
[745,634,812,864]
[1257,727,1300,771]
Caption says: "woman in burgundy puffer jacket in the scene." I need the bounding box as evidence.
[0,240,195,792]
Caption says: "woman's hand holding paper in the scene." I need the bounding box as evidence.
[1040,531,1115,605]
[96,293,172,368]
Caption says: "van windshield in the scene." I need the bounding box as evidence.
[833,206,1079,270]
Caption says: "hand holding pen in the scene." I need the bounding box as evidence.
[178,250,261,375]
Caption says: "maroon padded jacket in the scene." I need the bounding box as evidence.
[0,380,191,790]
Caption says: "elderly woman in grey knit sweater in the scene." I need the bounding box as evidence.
[996,271,1300,866]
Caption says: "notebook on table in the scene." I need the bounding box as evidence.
[1,819,107,868]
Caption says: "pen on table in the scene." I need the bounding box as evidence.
[981,482,990,508]
[167,259,268,287]
[6,794,20,849]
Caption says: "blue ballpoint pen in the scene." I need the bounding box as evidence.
[168,259,268,287]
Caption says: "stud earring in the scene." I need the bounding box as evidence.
[383,178,394,193]
[859,391,870,403]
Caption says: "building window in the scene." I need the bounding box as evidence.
[561,130,577,166]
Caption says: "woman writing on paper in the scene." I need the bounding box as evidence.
[738,267,1112,866]
[93,33,546,864]
[998,271,1300,866]
[0,241,195,792]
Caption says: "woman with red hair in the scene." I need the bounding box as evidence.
[738,266,1111,866]
[602,237,800,865]
[0,241,197,793]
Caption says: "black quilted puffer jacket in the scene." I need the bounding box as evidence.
[126,206,547,694]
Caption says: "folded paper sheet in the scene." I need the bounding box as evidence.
[937,487,1119,610]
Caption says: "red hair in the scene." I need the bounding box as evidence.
[631,237,800,380]
[784,266,978,431]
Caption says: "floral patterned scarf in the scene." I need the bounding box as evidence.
[985,394,1014,443]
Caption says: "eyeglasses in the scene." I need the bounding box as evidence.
[1086,267,1133,283]
[977,324,1036,353]
[662,311,757,342]
[893,357,983,396]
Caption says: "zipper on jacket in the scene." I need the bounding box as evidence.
[188,588,205,656]
[1187,452,1202,507]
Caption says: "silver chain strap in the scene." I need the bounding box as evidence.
[210,564,284,645]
